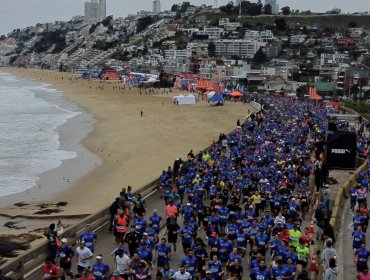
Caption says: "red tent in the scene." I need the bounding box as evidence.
[308,86,322,100]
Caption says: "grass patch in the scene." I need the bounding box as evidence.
[342,101,370,120]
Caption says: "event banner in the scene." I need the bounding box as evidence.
[326,132,357,169]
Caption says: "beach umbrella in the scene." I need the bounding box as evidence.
[207,91,217,99]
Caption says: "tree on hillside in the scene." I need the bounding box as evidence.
[219,2,234,15]
[180,2,191,13]
[208,42,216,57]
[281,6,291,15]
[136,16,153,33]
[102,15,113,27]
[171,4,179,12]
[253,48,268,65]
[264,4,272,15]
[274,17,287,31]
[348,21,358,28]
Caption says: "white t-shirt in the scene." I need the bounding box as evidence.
[76,246,93,267]
[172,271,192,280]
[115,254,131,274]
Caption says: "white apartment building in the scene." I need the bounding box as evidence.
[153,0,161,15]
[218,18,230,26]
[196,28,224,39]
[223,22,241,31]
[260,30,274,42]
[164,49,192,60]
[214,39,265,59]
[244,30,260,41]
[244,30,274,42]
[290,34,307,45]
[84,0,106,24]
[265,0,279,14]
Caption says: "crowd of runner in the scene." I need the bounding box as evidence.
[44,96,370,280]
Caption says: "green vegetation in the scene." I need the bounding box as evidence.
[136,16,154,33]
[201,13,370,30]
[343,101,370,120]
[33,30,66,53]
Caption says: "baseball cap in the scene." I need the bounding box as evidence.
[96,254,103,260]
[61,238,68,243]
[153,209,158,212]
[86,224,91,228]
[206,270,211,274]
[143,232,148,236]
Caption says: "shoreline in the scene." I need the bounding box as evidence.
[0,68,254,219]
[0,75,101,211]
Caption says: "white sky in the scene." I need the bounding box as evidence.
[0,0,369,35]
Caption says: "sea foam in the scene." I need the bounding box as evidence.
[0,72,80,196]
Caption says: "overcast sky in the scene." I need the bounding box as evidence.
[1,0,369,36]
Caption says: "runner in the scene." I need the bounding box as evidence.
[76,241,93,274]
[57,238,74,280]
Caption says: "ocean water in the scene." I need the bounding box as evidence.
[0,72,81,196]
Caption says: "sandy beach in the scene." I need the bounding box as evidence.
[0,68,255,219]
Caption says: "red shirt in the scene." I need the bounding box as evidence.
[110,277,125,280]
[278,230,290,243]
[43,264,60,279]
[166,205,178,218]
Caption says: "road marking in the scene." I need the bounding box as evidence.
[347,222,353,229]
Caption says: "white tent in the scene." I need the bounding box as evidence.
[173,94,196,105]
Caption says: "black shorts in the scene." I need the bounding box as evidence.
[297,260,308,268]
[168,235,177,243]
[78,265,87,273]
[60,261,72,270]
[357,263,369,272]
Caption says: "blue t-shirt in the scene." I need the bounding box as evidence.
[218,208,229,224]
[136,247,152,262]
[236,231,249,247]
[353,231,366,248]
[58,245,74,262]
[254,233,269,250]
[356,248,370,265]
[251,267,271,280]
[149,215,163,231]
[219,240,233,260]
[92,262,110,280]
[180,227,193,244]
[156,244,171,263]
[180,256,197,276]
[79,231,97,252]
[272,266,288,280]
[208,261,223,279]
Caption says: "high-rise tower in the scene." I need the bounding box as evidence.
[84,0,106,24]
[153,0,161,14]
[265,0,279,14]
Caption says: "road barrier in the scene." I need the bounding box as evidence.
[316,160,368,280]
